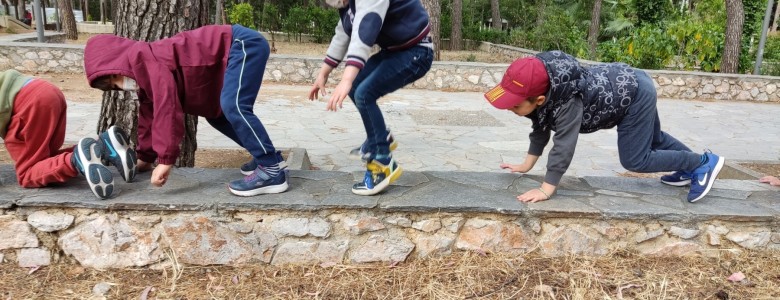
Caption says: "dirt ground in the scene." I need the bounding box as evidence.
[0,250,778,299]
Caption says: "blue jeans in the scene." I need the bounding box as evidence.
[348,46,434,159]
[617,70,700,173]
[206,25,282,166]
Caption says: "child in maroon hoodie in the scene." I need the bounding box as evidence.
[83,25,288,197]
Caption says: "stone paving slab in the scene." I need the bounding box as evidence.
[1,166,778,222]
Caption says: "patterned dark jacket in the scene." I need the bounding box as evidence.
[528,51,640,186]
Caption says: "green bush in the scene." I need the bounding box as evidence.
[229,3,255,30]
[665,17,724,71]
[597,25,674,69]
[310,7,339,43]
[508,5,588,56]
[762,34,780,61]
[282,6,308,42]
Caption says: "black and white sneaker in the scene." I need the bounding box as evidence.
[98,125,137,182]
[72,138,114,199]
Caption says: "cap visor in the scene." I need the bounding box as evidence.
[484,85,526,109]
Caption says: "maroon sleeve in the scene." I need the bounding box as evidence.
[147,65,184,165]
[135,92,157,163]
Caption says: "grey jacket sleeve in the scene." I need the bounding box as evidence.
[544,99,583,186]
[528,113,551,156]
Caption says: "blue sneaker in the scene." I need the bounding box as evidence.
[661,171,692,186]
[351,157,403,196]
[72,138,114,199]
[98,126,137,182]
[228,165,289,196]
[240,160,257,176]
[687,151,725,203]
[349,131,398,160]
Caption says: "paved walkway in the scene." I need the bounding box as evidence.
[63,84,780,177]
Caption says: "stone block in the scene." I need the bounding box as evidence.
[0,216,39,250]
[455,219,534,253]
[538,225,605,256]
[17,248,50,267]
[58,216,161,269]
[414,233,455,258]
[272,241,348,265]
[412,219,442,233]
[270,217,331,238]
[27,211,74,232]
[726,231,771,249]
[668,226,700,239]
[161,216,264,266]
[350,235,414,263]
[343,216,385,235]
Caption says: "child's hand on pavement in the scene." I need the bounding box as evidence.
[759,176,780,186]
[327,80,352,111]
[137,160,154,172]
[517,188,549,203]
[500,162,532,173]
[151,164,172,187]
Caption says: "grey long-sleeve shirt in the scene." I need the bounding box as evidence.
[528,98,583,186]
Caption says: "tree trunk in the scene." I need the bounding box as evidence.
[57,0,77,39]
[722,0,744,73]
[215,0,223,24]
[771,1,779,33]
[100,0,106,23]
[490,0,501,30]
[450,0,462,51]
[80,0,86,21]
[99,0,209,167]
[536,0,546,28]
[420,0,441,60]
[1,0,8,17]
[15,0,22,20]
[588,0,602,60]
[83,0,88,21]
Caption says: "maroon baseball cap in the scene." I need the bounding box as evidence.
[484,57,550,109]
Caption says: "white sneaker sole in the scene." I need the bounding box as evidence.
[102,126,137,182]
[229,181,289,197]
[661,179,691,187]
[76,138,114,199]
[689,157,724,203]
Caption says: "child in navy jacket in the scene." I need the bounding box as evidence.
[486,51,724,203]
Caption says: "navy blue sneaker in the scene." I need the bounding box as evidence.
[688,151,725,203]
[661,171,692,186]
[228,165,288,196]
[72,138,114,199]
[240,159,257,176]
[98,126,137,182]
[351,157,403,196]
[349,131,398,160]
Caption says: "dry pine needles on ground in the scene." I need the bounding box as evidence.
[1,249,779,299]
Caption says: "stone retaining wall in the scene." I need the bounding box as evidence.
[0,208,777,269]
[1,41,778,102]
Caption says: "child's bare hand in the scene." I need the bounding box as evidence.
[327,80,352,111]
[151,164,172,187]
[309,76,327,100]
[500,163,532,173]
[137,160,153,172]
[517,188,550,203]
[759,176,780,186]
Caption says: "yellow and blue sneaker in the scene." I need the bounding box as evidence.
[351,156,403,196]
